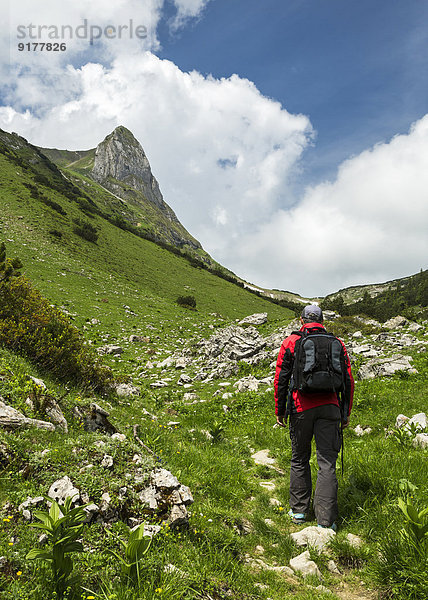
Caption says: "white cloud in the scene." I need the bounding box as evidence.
[233,116,428,295]
[170,0,211,29]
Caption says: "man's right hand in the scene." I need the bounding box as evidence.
[276,415,287,427]
[342,417,350,428]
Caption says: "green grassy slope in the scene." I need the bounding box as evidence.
[0,142,293,335]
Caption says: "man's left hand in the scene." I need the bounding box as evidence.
[276,415,286,427]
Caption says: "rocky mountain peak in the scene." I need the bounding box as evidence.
[92,125,173,218]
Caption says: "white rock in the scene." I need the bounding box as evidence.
[395,414,409,428]
[289,550,321,578]
[168,503,188,527]
[259,481,276,491]
[151,468,180,490]
[101,454,114,468]
[239,313,268,326]
[327,559,341,574]
[407,412,427,431]
[48,476,80,505]
[139,486,158,510]
[234,375,260,392]
[157,357,175,369]
[252,449,277,467]
[264,518,275,527]
[98,345,123,355]
[346,533,363,548]
[357,354,417,380]
[413,433,428,449]
[115,383,139,398]
[383,315,408,329]
[111,433,126,442]
[290,526,336,551]
[175,357,188,369]
[354,425,372,437]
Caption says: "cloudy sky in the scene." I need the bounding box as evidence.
[1,0,428,296]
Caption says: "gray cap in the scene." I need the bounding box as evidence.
[301,304,323,322]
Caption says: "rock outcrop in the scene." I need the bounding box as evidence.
[92,126,175,218]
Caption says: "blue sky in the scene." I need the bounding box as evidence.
[157,0,428,187]
[1,0,427,295]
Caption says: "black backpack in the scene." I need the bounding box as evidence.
[291,327,346,394]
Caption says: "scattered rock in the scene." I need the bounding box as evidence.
[239,313,268,327]
[97,345,124,356]
[234,375,260,392]
[48,476,80,505]
[129,335,150,343]
[150,380,169,388]
[395,414,409,428]
[115,383,140,398]
[354,425,372,437]
[407,412,427,431]
[357,354,417,380]
[290,526,336,551]
[178,374,192,385]
[251,449,277,467]
[259,481,276,491]
[111,433,127,442]
[29,376,46,389]
[327,559,341,574]
[0,399,55,432]
[289,550,321,578]
[101,454,114,469]
[346,533,363,548]
[73,403,117,434]
[383,316,408,329]
[413,433,428,449]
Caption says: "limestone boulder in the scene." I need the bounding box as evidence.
[357,354,417,380]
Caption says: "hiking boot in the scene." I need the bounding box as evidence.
[288,509,306,524]
[317,522,337,532]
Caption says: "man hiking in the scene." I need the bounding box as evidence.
[274,304,354,530]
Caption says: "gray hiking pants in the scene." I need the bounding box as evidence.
[289,404,341,527]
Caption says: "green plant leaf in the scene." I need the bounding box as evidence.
[26,548,53,560]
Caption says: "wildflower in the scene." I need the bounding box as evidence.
[17,571,22,576]
[155,588,162,593]
[8,542,13,546]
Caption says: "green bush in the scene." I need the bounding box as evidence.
[0,274,112,390]
[72,218,99,243]
[176,295,196,309]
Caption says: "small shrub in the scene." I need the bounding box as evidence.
[176,295,196,309]
[72,218,98,242]
[0,262,112,390]
[105,523,151,587]
[41,197,67,215]
[26,497,87,599]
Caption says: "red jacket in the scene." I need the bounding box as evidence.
[274,322,354,417]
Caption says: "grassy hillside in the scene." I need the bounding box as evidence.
[0,130,426,600]
[0,136,293,333]
[323,270,428,321]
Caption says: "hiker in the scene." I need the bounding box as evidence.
[274,305,354,530]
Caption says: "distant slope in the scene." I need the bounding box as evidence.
[323,270,428,320]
